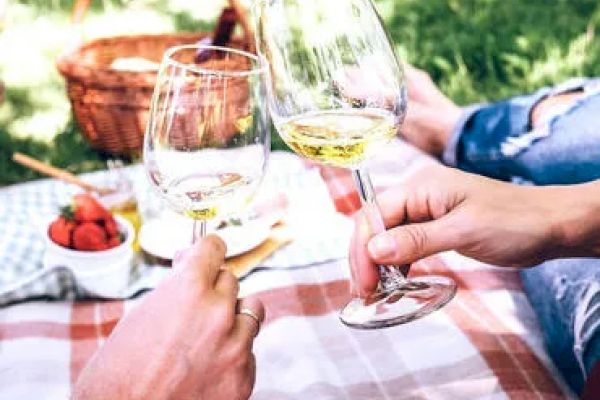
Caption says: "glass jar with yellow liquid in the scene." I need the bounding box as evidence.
[100,191,142,251]
[98,165,143,251]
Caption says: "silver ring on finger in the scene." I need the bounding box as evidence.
[238,308,261,335]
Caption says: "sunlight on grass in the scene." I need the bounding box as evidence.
[0,4,71,140]
[527,30,593,87]
[0,1,227,143]
[0,0,228,185]
[1,0,600,185]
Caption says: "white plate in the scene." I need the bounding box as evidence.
[139,216,271,260]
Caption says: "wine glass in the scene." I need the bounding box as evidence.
[255,0,456,328]
[144,45,270,243]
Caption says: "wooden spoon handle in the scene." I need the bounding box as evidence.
[12,152,114,195]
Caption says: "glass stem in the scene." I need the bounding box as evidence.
[192,219,207,244]
[352,167,410,291]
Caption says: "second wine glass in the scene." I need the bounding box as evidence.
[144,45,270,243]
[256,0,456,328]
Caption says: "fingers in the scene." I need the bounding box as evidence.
[174,235,227,288]
[368,216,460,265]
[214,269,240,318]
[236,354,257,400]
[349,165,464,295]
[232,297,265,348]
[375,165,456,228]
[349,213,380,298]
[376,186,409,228]
[214,268,239,298]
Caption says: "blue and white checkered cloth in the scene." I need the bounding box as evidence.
[0,152,351,306]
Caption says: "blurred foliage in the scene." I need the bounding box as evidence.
[379,0,600,104]
[1,0,600,184]
[0,120,108,185]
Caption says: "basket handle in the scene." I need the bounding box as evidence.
[69,0,255,51]
[59,0,91,55]
[229,0,255,52]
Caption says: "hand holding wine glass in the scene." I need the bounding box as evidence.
[144,45,270,243]
[256,0,456,328]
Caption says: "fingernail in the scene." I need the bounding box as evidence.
[368,233,396,259]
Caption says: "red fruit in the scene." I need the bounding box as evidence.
[73,194,108,223]
[72,222,109,251]
[107,236,122,249]
[48,216,75,248]
[104,215,119,237]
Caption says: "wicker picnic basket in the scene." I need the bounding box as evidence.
[56,0,253,156]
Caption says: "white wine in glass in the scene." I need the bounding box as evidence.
[144,45,270,242]
[256,0,456,328]
[278,109,398,167]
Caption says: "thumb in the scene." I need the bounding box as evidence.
[367,217,458,265]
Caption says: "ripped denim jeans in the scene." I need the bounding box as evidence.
[443,78,600,393]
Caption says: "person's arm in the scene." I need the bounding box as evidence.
[399,65,462,157]
[401,66,600,186]
[349,164,600,296]
[73,236,264,400]
[555,179,600,257]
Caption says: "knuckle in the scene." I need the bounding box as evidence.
[254,300,266,322]
[240,296,265,322]
[222,269,240,292]
[404,225,428,258]
[453,219,474,246]
[237,379,254,400]
[229,375,254,400]
[204,234,226,256]
[210,299,236,331]
[178,273,208,296]
[225,340,250,366]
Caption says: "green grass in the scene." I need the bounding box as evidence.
[1,0,599,185]
[380,0,600,104]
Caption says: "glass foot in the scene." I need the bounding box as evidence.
[339,275,457,329]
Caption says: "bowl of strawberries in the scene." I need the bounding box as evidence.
[44,193,134,298]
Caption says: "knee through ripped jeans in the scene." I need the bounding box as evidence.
[443,78,600,394]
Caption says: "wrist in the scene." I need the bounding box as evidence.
[440,104,483,166]
[438,103,462,150]
[414,102,462,157]
[550,180,600,258]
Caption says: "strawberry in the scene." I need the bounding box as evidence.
[103,215,119,237]
[72,222,109,251]
[48,216,75,248]
[107,236,122,249]
[72,193,108,223]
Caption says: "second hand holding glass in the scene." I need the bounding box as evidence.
[256,0,456,328]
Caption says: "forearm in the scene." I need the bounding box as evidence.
[72,347,184,400]
[72,314,186,400]
[550,179,600,258]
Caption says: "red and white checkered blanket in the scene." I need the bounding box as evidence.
[0,143,575,399]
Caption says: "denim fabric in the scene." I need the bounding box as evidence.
[445,78,600,394]
[521,259,600,393]
[443,78,600,184]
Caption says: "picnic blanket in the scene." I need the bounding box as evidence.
[0,153,349,305]
[0,141,576,399]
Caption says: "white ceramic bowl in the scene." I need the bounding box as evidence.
[43,215,134,298]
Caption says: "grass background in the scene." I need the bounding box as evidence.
[1,0,599,185]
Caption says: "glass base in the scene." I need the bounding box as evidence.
[339,275,457,329]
